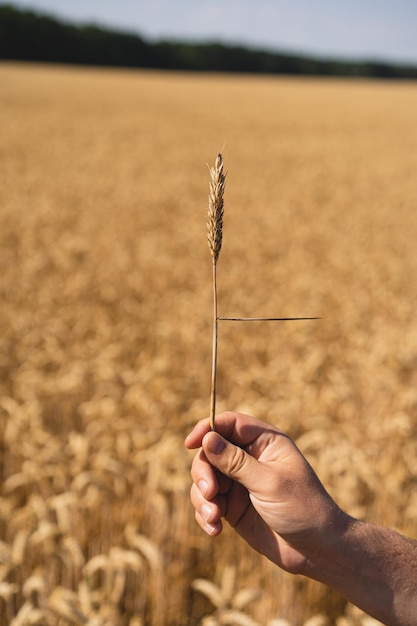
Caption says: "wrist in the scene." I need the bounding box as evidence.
[302,506,356,583]
[303,512,417,625]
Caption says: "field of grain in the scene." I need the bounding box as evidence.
[1,62,417,625]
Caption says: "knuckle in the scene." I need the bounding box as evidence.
[226,445,247,476]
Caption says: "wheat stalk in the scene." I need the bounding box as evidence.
[207,153,226,431]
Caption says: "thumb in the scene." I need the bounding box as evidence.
[202,431,261,488]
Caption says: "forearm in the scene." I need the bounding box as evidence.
[307,515,417,626]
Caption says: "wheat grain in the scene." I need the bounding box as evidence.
[61,536,85,569]
[29,520,60,548]
[78,581,93,617]
[83,555,109,580]
[22,570,46,603]
[234,588,262,610]
[11,529,31,566]
[192,578,223,608]
[110,569,127,605]
[10,601,44,626]
[48,587,87,625]
[0,582,19,603]
[109,547,144,573]
[207,153,226,264]
[217,609,260,626]
[125,525,162,572]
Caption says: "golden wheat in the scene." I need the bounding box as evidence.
[207,152,226,430]
[207,153,226,265]
[193,565,261,624]
[1,62,417,625]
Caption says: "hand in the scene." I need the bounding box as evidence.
[185,411,347,575]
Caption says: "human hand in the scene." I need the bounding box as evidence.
[185,411,348,575]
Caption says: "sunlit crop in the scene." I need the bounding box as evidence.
[1,62,417,625]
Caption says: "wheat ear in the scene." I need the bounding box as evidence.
[207,153,226,431]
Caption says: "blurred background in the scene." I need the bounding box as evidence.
[3,0,417,65]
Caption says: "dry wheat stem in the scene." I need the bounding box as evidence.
[210,264,219,431]
[207,153,226,431]
[218,317,321,321]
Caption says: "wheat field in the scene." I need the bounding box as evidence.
[1,62,417,626]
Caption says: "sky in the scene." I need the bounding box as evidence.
[6,0,417,65]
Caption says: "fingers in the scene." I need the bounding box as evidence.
[190,482,224,536]
[190,462,251,535]
[184,411,280,450]
[185,412,292,539]
[191,447,232,501]
[190,446,229,537]
[189,430,249,537]
[184,417,211,450]
[202,431,264,491]
[186,411,289,504]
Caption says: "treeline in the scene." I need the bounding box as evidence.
[1,4,417,79]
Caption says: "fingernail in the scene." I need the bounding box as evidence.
[206,433,226,455]
[198,479,208,496]
[205,522,220,536]
[201,504,212,521]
